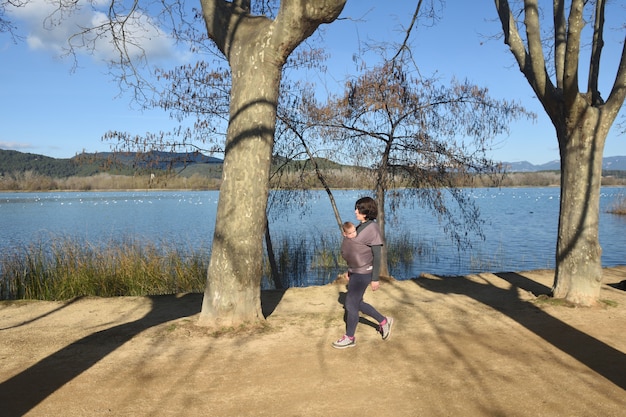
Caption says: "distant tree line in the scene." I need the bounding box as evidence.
[2,150,626,193]
[2,164,626,192]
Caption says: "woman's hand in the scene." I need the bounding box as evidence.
[371,281,380,291]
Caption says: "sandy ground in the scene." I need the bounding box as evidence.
[1,267,626,417]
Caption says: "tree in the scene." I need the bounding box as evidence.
[0,0,22,36]
[493,0,626,305]
[101,19,342,291]
[3,0,346,325]
[195,0,346,326]
[274,79,347,230]
[310,55,533,277]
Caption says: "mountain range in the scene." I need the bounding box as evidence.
[503,155,626,172]
[1,149,626,177]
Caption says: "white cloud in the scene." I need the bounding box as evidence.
[0,141,34,151]
[8,0,185,64]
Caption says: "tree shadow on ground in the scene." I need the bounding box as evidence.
[413,271,626,390]
[0,294,203,417]
[608,280,626,291]
[0,297,85,331]
[0,291,286,417]
[261,289,286,318]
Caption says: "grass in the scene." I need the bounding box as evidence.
[601,299,618,308]
[469,244,506,272]
[534,294,577,307]
[262,231,436,287]
[1,237,208,300]
[607,194,626,215]
[534,295,619,309]
[1,231,446,300]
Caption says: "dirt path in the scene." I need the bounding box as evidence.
[1,267,626,417]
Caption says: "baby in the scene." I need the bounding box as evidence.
[342,221,357,239]
[339,221,358,282]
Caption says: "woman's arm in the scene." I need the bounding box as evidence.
[371,244,382,282]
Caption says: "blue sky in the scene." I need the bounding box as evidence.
[1,1,624,164]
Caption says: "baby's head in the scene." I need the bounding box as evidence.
[342,221,356,239]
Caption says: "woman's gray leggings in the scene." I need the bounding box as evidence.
[345,272,385,337]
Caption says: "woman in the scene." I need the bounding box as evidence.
[333,196,394,349]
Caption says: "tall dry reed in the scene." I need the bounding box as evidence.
[0,237,208,300]
[1,231,440,300]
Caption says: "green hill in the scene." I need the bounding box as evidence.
[0,150,79,178]
[0,150,224,179]
[0,149,348,180]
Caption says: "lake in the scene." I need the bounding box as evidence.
[1,187,625,286]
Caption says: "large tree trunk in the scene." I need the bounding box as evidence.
[553,103,608,306]
[493,0,626,307]
[199,49,281,326]
[198,0,347,327]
